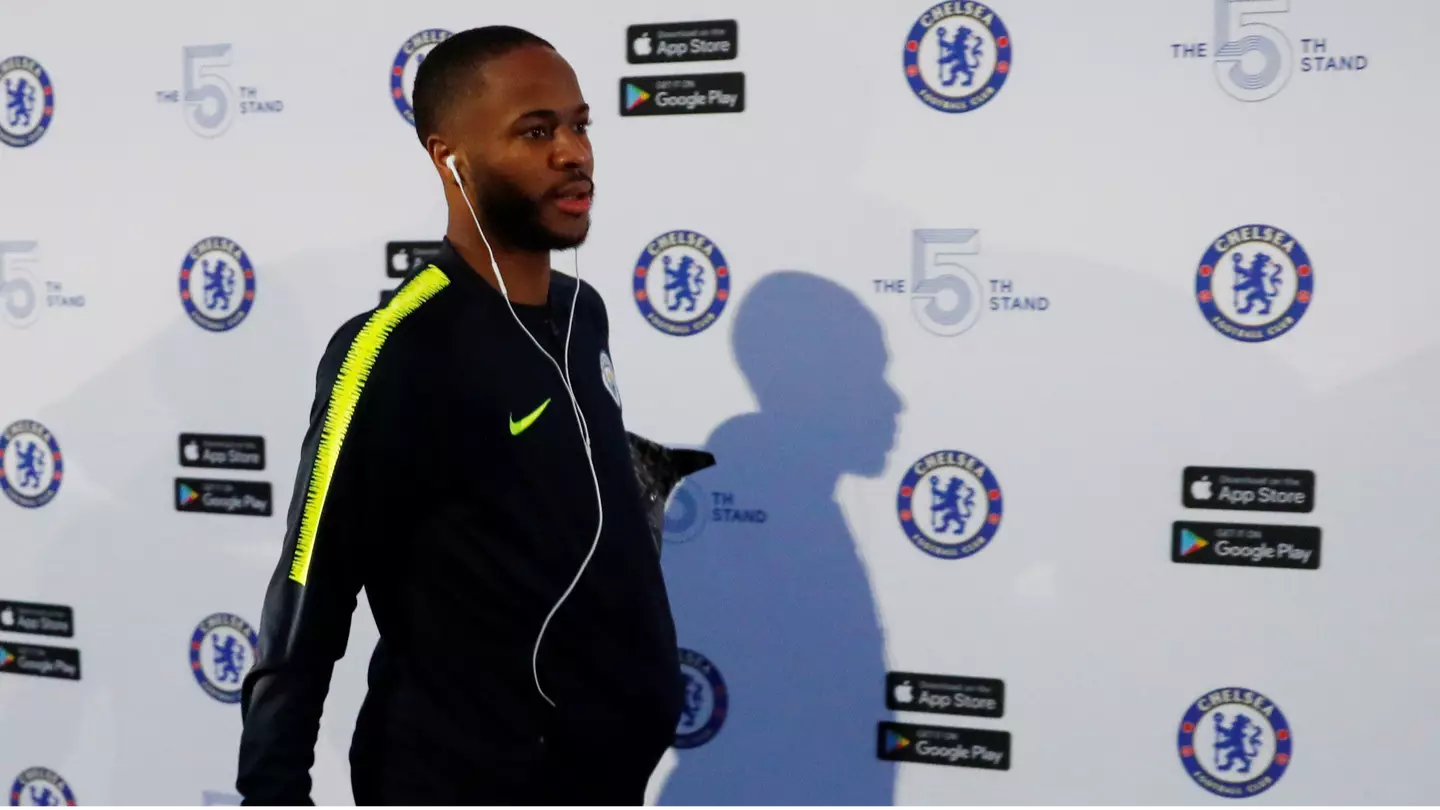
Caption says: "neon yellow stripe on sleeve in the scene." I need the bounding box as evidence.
[288,266,450,585]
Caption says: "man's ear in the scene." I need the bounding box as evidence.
[427,136,458,186]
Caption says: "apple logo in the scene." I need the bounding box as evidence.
[1190,475,1213,500]
[893,680,914,704]
[632,32,652,57]
[0,607,13,627]
[184,441,200,462]
[391,249,410,273]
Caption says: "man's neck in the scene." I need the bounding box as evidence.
[447,225,551,306]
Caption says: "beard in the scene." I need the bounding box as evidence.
[470,166,591,252]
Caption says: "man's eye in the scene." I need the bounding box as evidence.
[575,121,591,135]
[525,125,549,139]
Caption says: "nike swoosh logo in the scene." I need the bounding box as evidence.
[509,398,551,436]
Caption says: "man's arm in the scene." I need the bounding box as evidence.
[237,317,373,806]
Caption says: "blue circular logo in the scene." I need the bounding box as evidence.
[392,29,453,125]
[897,450,1003,559]
[180,236,256,332]
[0,56,55,148]
[9,767,75,806]
[600,349,622,409]
[190,612,258,704]
[663,479,708,545]
[903,4,1011,113]
[633,231,731,337]
[1196,225,1313,343]
[0,420,62,509]
[1178,687,1292,798]
[675,648,728,749]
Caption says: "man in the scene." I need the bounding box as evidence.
[236,26,687,805]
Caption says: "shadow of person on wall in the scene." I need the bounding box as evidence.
[657,271,904,805]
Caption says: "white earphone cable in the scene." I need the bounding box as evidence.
[450,159,604,709]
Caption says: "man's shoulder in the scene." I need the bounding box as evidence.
[314,311,372,386]
[551,270,610,324]
[314,284,454,387]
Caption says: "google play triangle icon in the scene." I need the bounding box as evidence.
[885,729,911,753]
[1180,528,1208,556]
[178,483,199,507]
[625,83,651,110]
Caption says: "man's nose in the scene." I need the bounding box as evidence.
[887,381,904,416]
[551,133,591,172]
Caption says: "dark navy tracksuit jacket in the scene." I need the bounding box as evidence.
[235,240,684,805]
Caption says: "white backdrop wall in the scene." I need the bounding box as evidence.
[2,0,1438,804]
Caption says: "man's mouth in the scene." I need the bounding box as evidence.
[551,180,593,216]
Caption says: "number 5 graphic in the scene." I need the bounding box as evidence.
[0,241,40,328]
[1214,0,1292,102]
[910,229,983,337]
[184,44,235,137]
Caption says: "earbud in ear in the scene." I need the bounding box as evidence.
[445,154,461,185]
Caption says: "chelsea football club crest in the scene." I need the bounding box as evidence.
[663,479,709,545]
[1196,225,1313,342]
[180,237,256,332]
[1178,686,1292,798]
[903,3,1012,113]
[633,230,731,337]
[897,449,1003,559]
[392,29,453,125]
[599,349,621,408]
[675,648,728,749]
[190,612,259,704]
[0,420,63,509]
[0,56,55,148]
[8,767,75,806]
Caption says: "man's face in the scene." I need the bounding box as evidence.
[455,46,594,252]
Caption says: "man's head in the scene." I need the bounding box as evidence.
[731,272,903,478]
[414,26,594,252]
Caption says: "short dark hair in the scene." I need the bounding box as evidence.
[412,25,554,147]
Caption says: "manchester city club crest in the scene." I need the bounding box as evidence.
[675,648,728,749]
[633,230,731,337]
[897,449,1003,559]
[1196,225,1313,342]
[179,236,256,332]
[903,3,1011,113]
[190,612,258,704]
[0,56,55,148]
[1178,686,1293,798]
[8,767,76,806]
[0,420,63,509]
[392,29,453,125]
[599,349,622,408]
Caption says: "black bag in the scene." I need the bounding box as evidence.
[626,432,715,556]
